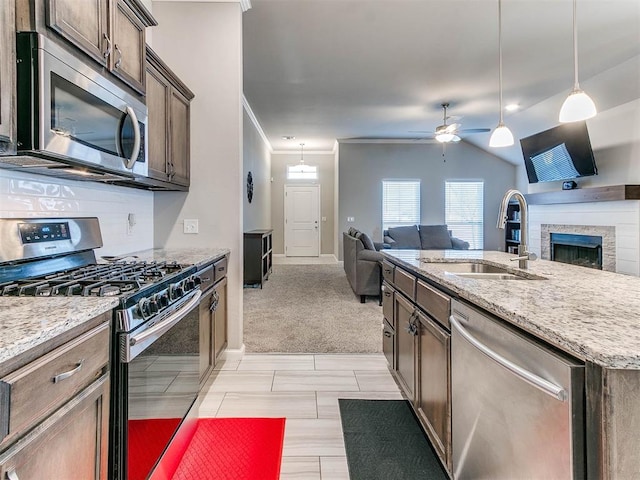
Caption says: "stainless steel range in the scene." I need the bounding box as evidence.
[0,217,202,480]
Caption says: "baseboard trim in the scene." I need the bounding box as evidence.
[220,344,245,361]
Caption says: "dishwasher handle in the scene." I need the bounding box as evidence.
[450,314,568,402]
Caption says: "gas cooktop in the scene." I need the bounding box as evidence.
[0,260,189,297]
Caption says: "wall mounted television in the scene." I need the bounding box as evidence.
[520,121,597,184]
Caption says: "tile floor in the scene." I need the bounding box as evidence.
[196,353,403,480]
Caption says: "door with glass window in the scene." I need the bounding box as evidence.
[284,184,320,257]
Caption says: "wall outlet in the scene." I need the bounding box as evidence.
[184,219,199,234]
[347,216,355,222]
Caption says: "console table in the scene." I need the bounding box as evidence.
[243,229,273,288]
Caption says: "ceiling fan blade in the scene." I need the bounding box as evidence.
[458,128,491,134]
[445,124,461,134]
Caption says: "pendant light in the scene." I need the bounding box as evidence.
[299,143,305,164]
[489,0,514,148]
[559,0,597,122]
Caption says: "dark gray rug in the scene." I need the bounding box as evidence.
[339,399,448,480]
[243,264,383,353]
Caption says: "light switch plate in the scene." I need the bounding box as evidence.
[184,219,199,234]
[347,216,355,222]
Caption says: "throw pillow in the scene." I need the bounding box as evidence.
[419,225,453,249]
[387,226,421,249]
[359,232,376,251]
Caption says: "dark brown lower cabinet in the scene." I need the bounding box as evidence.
[0,373,109,479]
[417,310,452,472]
[199,277,228,388]
[395,293,417,403]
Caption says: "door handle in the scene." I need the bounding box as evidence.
[123,106,141,169]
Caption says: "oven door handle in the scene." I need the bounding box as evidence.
[129,289,201,348]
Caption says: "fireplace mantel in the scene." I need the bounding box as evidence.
[525,185,640,205]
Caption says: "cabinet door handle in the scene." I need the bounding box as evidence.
[114,45,123,69]
[384,331,392,338]
[103,33,112,59]
[6,469,19,480]
[52,361,84,383]
[209,290,220,312]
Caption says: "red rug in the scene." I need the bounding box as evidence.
[128,418,182,480]
[150,417,286,480]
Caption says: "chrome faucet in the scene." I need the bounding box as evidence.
[497,189,537,269]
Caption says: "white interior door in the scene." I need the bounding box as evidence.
[284,184,320,257]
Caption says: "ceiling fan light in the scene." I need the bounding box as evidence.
[436,132,456,143]
[559,88,597,123]
[489,123,514,148]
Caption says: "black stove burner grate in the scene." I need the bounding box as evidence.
[0,261,188,297]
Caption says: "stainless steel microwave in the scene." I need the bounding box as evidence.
[10,33,147,180]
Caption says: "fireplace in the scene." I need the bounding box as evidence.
[540,224,615,272]
[550,233,602,270]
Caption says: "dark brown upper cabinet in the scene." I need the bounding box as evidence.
[44,0,156,93]
[0,0,17,155]
[145,46,194,190]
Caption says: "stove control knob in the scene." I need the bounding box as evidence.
[193,275,202,286]
[169,283,184,300]
[184,276,196,291]
[138,298,151,319]
[155,293,169,309]
[148,299,159,314]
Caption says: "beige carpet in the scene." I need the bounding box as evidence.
[243,264,383,353]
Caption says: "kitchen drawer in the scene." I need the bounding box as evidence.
[213,256,228,282]
[416,279,451,329]
[381,260,395,284]
[0,322,109,445]
[382,282,395,329]
[198,264,215,292]
[394,267,416,301]
[383,319,395,369]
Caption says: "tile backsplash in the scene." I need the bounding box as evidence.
[0,170,154,257]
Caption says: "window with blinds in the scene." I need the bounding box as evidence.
[382,180,421,230]
[445,181,484,250]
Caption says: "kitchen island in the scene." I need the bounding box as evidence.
[382,249,640,479]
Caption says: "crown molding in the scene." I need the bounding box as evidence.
[153,0,251,10]
[272,150,337,155]
[242,95,273,153]
[338,138,439,145]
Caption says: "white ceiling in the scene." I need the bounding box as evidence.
[243,0,640,163]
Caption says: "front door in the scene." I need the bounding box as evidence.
[284,184,320,257]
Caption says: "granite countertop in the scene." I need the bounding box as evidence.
[0,297,119,366]
[0,248,230,368]
[382,249,640,369]
[115,247,230,269]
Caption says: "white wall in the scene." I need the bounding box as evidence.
[337,141,517,258]
[270,151,336,255]
[151,2,244,352]
[0,170,154,256]
[243,107,271,231]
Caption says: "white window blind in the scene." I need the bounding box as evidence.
[382,180,421,230]
[445,181,484,250]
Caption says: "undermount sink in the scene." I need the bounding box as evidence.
[450,272,532,281]
[440,263,512,274]
[431,262,545,281]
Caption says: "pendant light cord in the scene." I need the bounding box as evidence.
[498,0,504,124]
[300,143,305,165]
[572,0,579,89]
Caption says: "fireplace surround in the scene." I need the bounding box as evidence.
[541,224,615,272]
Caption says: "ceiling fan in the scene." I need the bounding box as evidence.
[415,103,491,143]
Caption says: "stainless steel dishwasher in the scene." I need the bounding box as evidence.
[450,300,585,479]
